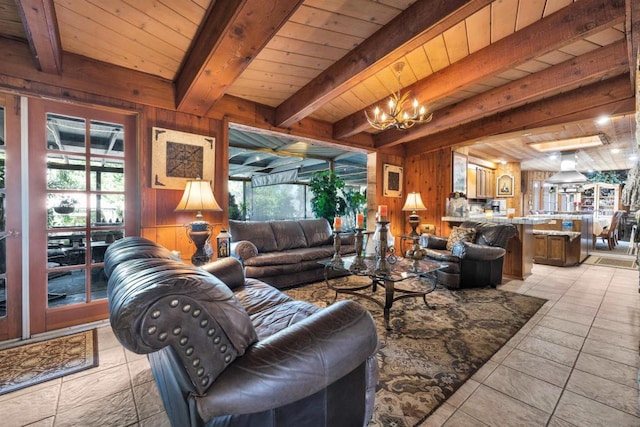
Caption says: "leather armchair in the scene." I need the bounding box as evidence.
[105,237,379,427]
[421,221,518,289]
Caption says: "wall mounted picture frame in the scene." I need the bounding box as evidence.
[452,152,467,194]
[151,127,216,190]
[383,163,403,198]
[496,174,515,197]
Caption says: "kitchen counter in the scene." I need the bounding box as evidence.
[441,216,550,225]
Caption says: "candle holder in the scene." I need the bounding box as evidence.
[405,236,427,273]
[331,231,343,265]
[374,221,390,275]
[350,228,367,272]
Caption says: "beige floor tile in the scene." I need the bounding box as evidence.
[552,301,599,316]
[527,325,585,350]
[501,348,571,388]
[57,364,132,413]
[445,379,480,408]
[536,316,590,337]
[574,353,639,388]
[54,389,138,427]
[483,365,562,413]
[442,410,489,426]
[581,338,640,367]
[0,377,61,403]
[470,360,498,383]
[96,326,122,351]
[458,385,549,426]
[0,384,59,426]
[133,380,165,420]
[587,326,638,351]
[547,416,577,427]
[557,294,603,308]
[524,290,563,301]
[566,369,640,416]
[420,402,456,427]
[139,411,171,427]
[545,307,595,326]
[554,390,640,427]
[516,336,579,367]
[596,306,640,327]
[24,416,55,426]
[64,345,126,381]
[591,317,640,338]
[128,357,154,386]
[489,343,513,363]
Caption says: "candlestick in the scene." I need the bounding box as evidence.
[331,231,342,265]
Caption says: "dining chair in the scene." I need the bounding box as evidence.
[593,210,625,250]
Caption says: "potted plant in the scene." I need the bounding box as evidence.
[308,170,346,224]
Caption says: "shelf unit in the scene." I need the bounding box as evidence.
[580,183,619,217]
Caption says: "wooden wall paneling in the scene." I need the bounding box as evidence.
[496,162,522,214]
[376,150,405,239]
[405,147,453,237]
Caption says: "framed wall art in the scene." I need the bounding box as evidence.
[151,127,216,190]
[452,152,467,194]
[496,174,514,197]
[383,163,403,198]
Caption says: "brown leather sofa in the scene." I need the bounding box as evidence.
[105,236,379,427]
[421,221,518,289]
[229,218,356,288]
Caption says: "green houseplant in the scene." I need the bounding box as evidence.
[308,170,346,224]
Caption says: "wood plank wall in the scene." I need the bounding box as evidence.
[404,148,453,237]
[139,105,229,261]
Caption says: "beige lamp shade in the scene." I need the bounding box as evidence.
[402,192,427,212]
[175,179,222,215]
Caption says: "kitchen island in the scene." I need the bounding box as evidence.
[531,215,592,266]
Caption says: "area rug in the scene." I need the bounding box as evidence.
[285,277,546,427]
[0,329,98,396]
[583,255,637,270]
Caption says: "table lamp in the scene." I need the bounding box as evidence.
[402,192,427,237]
[175,178,222,265]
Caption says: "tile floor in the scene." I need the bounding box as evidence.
[0,262,638,426]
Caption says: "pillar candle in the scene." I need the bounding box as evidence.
[356,213,364,228]
[378,205,388,217]
[333,217,342,231]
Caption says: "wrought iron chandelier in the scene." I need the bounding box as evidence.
[365,62,433,131]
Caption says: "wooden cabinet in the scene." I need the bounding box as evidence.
[467,165,494,199]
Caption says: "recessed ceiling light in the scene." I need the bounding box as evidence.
[595,115,610,125]
[500,159,507,164]
[611,148,620,154]
[630,154,638,161]
[549,154,558,160]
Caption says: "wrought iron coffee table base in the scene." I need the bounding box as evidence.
[323,262,439,330]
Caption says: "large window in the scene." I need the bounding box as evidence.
[229,179,311,220]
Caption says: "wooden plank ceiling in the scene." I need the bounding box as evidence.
[0,0,637,173]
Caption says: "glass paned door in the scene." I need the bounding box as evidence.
[29,99,137,333]
[0,106,6,318]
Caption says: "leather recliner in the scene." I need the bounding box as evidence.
[421,221,518,289]
[104,237,379,427]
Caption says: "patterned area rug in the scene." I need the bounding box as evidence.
[0,329,98,396]
[285,277,546,427]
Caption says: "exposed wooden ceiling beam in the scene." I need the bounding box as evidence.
[175,0,304,116]
[274,0,491,128]
[334,0,627,140]
[405,75,635,157]
[375,40,630,148]
[14,0,62,74]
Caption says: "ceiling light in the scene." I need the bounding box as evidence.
[610,148,620,154]
[365,62,433,131]
[595,115,610,125]
[528,135,604,152]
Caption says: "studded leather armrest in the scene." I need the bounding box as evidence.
[194,299,378,420]
[230,240,259,262]
[420,234,448,250]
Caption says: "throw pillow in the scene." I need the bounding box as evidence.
[446,226,476,251]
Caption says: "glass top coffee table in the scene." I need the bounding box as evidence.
[319,256,446,330]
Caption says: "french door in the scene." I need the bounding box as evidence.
[0,95,23,341]
[27,99,138,334]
